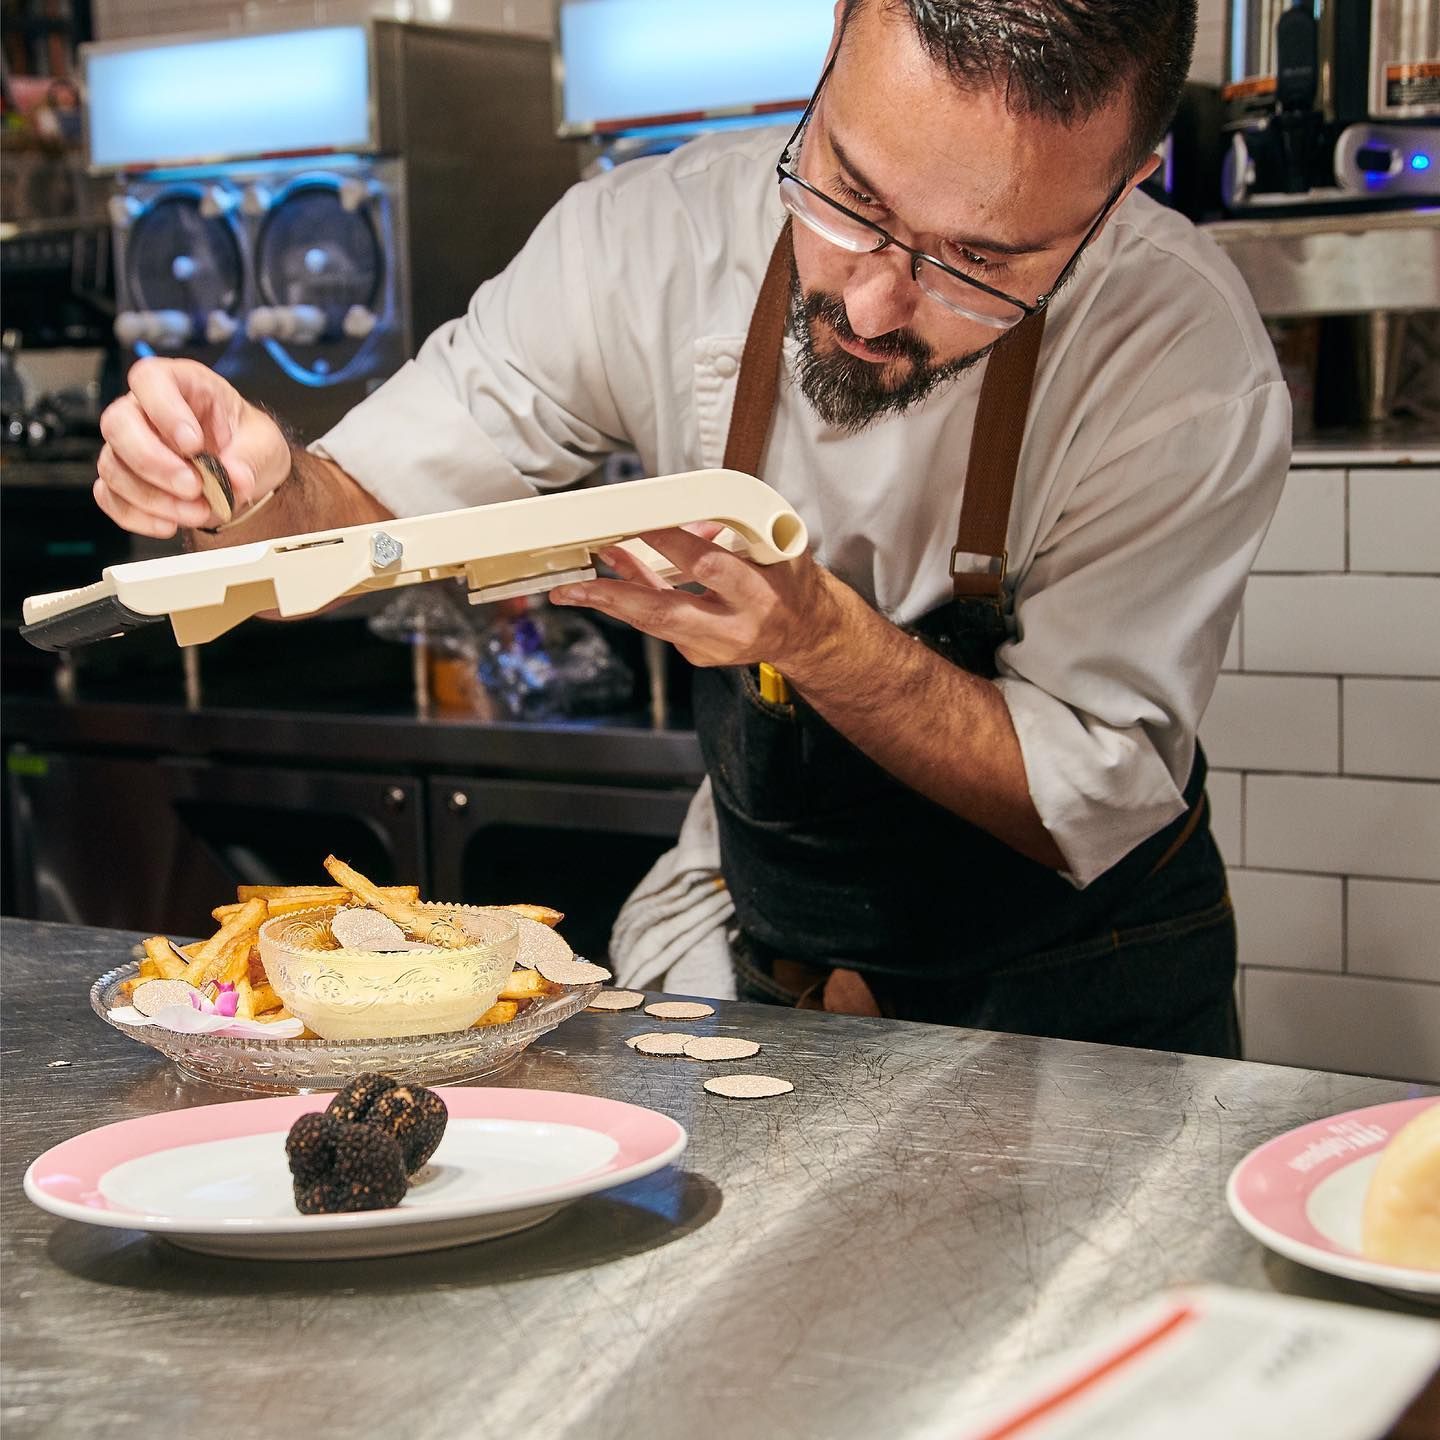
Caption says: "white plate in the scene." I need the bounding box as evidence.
[25,1087,687,1260]
[1226,1096,1440,1300]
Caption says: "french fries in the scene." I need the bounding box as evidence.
[250,982,282,1014]
[214,885,421,923]
[141,936,189,981]
[237,883,419,904]
[234,976,257,1021]
[500,903,564,928]
[322,855,473,948]
[119,867,565,1035]
[474,1000,519,1028]
[182,897,266,987]
[499,968,550,1002]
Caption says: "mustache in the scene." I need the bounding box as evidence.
[800,290,933,368]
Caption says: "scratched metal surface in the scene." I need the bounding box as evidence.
[4,918,1436,1440]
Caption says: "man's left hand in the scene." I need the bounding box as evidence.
[549,526,838,678]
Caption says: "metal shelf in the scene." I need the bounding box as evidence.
[1202,208,1440,317]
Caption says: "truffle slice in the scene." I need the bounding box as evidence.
[643,1001,715,1020]
[703,1074,794,1099]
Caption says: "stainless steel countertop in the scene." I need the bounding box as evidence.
[4,919,1436,1440]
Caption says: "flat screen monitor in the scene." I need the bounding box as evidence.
[83,26,372,173]
[557,0,833,137]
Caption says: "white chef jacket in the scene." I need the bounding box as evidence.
[314,126,1291,887]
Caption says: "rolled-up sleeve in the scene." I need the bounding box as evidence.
[311,177,632,518]
[995,378,1291,886]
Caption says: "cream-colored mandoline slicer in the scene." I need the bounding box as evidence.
[20,469,808,652]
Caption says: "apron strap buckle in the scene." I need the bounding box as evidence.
[950,547,1007,599]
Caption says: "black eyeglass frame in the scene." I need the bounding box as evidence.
[776,48,1131,323]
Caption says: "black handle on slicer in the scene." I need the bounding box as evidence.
[19,594,165,652]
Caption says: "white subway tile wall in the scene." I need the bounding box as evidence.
[1229,869,1343,971]
[1200,674,1338,772]
[1347,880,1440,984]
[1349,470,1440,574]
[1252,469,1346,572]
[1242,969,1440,1081]
[1247,775,1440,881]
[1215,465,1440,1082]
[1344,680,1440,781]
[1243,575,1440,676]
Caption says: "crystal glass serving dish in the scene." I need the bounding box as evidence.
[91,960,599,1095]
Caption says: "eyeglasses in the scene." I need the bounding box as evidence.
[776,49,1128,331]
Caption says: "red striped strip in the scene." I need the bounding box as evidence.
[966,1303,1199,1440]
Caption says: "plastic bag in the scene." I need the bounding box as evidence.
[367,585,635,719]
[365,583,478,657]
[477,599,633,719]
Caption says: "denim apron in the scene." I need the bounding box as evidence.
[696,223,1238,1057]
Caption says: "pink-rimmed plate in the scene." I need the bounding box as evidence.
[24,1087,687,1261]
[1226,1096,1440,1300]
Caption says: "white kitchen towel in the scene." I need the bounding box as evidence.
[609,777,737,999]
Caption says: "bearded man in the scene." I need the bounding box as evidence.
[91,0,1289,1054]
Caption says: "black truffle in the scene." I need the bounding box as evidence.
[324,1072,448,1175]
[286,1112,408,1214]
[286,1111,341,1187]
[325,1073,399,1126]
[370,1084,448,1174]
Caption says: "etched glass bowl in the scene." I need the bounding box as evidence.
[91,962,600,1094]
[259,904,520,1041]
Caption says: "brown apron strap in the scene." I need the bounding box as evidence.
[722,219,794,478]
[1147,792,1209,878]
[770,956,886,1018]
[951,311,1047,600]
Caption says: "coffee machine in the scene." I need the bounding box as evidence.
[84,21,579,441]
[1222,0,1437,211]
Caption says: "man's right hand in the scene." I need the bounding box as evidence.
[95,357,293,538]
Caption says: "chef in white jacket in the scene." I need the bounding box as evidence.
[89,0,1290,1054]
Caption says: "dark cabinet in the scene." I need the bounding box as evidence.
[6,750,425,937]
[5,744,694,958]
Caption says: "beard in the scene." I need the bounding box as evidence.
[790,275,990,434]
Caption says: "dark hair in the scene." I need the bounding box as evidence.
[847,0,1196,179]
